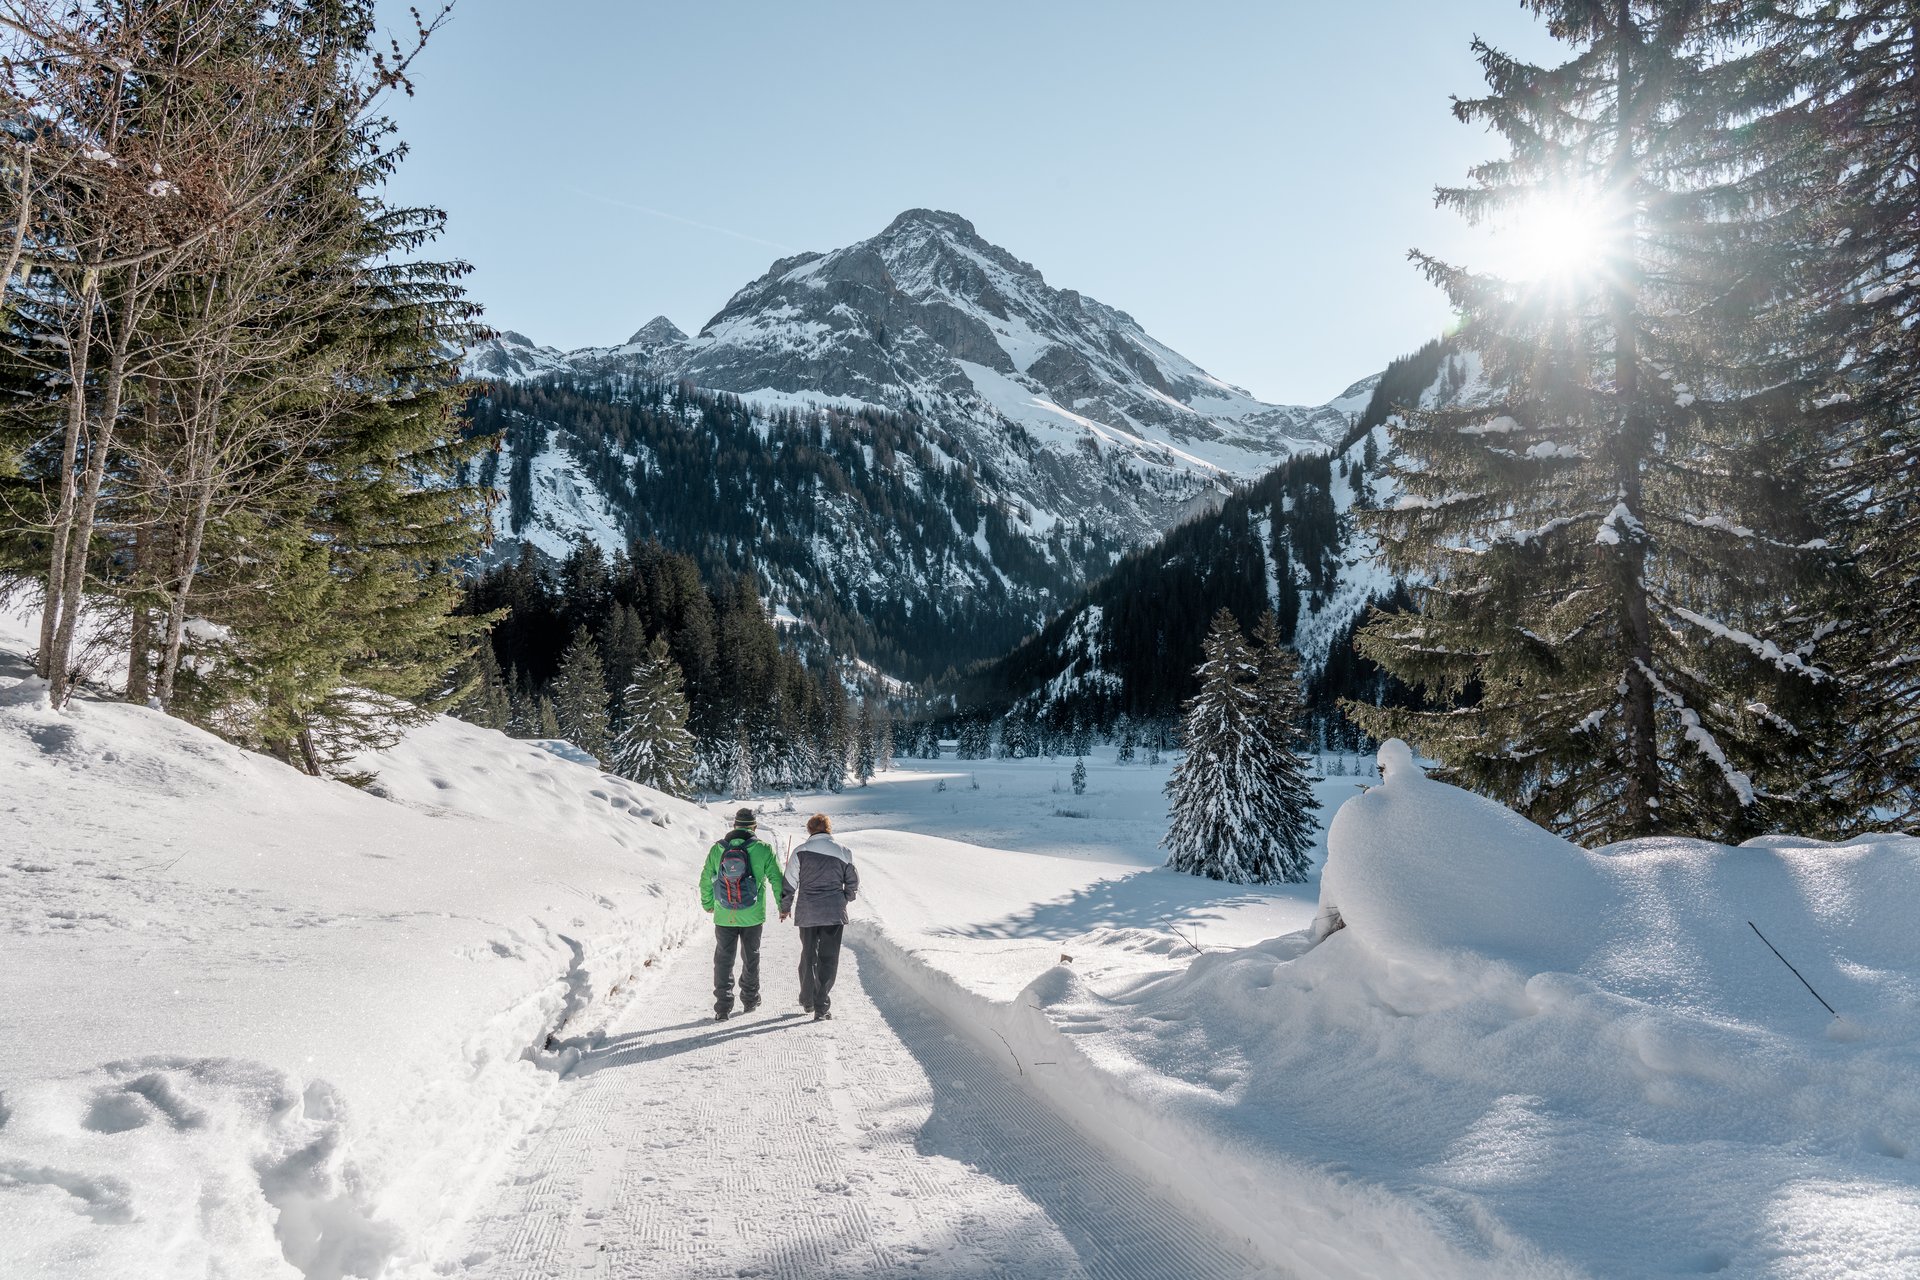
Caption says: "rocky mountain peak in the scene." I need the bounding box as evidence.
[626,315,688,347]
[466,208,1378,551]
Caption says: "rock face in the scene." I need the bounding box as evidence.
[468,209,1373,548]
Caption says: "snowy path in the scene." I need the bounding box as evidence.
[454,917,1271,1279]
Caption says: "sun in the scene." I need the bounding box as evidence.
[1496,191,1622,285]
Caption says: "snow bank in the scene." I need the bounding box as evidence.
[0,616,715,1279]
[856,740,1920,1278]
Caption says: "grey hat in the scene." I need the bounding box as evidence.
[732,807,757,830]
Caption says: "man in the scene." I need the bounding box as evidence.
[779,813,859,1022]
[699,807,785,1021]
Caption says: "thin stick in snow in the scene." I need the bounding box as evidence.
[989,1026,1024,1076]
[1748,920,1838,1018]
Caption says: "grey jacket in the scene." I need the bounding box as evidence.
[779,834,859,927]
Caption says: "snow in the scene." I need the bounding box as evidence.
[491,434,629,560]
[0,607,716,1278]
[8,559,1917,1280]
[736,749,1920,1279]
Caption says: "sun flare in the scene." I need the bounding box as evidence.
[1499,193,1620,284]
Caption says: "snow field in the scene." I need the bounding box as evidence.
[9,568,1917,1280]
[501,749,1920,1275]
[743,747,1920,1277]
[0,609,719,1279]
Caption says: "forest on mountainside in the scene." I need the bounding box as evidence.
[456,540,893,796]
[463,375,1132,681]
[946,340,1455,744]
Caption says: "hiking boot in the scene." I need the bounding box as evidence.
[812,1009,832,1022]
[800,1001,813,1014]
[742,996,761,1013]
[714,1009,732,1022]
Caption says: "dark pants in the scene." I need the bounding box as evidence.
[713,923,762,1014]
[798,924,845,1014]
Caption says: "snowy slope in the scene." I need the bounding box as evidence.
[0,609,719,1279]
[825,749,1920,1279]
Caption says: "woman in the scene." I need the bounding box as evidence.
[779,814,859,1021]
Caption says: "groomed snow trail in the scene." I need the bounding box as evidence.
[454,917,1273,1279]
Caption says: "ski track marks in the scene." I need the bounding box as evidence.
[454,918,1270,1279]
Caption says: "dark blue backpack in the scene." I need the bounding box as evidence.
[714,833,759,911]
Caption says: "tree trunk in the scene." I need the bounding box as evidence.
[1611,0,1661,836]
[49,281,138,707]
[155,485,213,712]
[296,726,322,777]
[156,381,217,712]
[125,520,155,704]
[38,280,96,680]
[2,146,32,298]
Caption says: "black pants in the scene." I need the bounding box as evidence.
[713,923,762,1014]
[798,924,845,1014]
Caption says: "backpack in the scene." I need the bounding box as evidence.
[713,833,759,912]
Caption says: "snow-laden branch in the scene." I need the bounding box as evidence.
[1633,659,1756,807]
[1595,502,1645,546]
[1670,606,1830,680]
[1680,513,1830,552]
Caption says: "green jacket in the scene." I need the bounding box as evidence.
[699,831,785,927]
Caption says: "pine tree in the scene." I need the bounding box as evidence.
[1251,610,1320,878]
[1071,758,1088,796]
[1163,610,1309,884]
[551,628,611,763]
[505,666,539,738]
[729,722,754,801]
[1353,4,1850,843]
[609,636,695,796]
[1746,3,1920,827]
[537,695,560,740]
[821,680,849,793]
[456,641,512,732]
[855,695,878,785]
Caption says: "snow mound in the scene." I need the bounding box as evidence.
[1323,738,1920,1038]
[0,617,714,1278]
[1322,738,1606,970]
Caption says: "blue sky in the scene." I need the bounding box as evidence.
[378,1,1559,405]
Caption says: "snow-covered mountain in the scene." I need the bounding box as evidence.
[469,210,1375,542]
[462,210,1381,677]
[975,342,1489,724]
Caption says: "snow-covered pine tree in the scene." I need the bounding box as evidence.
[550,628,612,763]
[873,698,894,773]
[537,695,560,740]
[1163,609,1303,884]
[729,723,754,801]
[610,636,695,796]
[821,679,850,793]
[1354,3,1851,843]
[1071,758,1087,796]
[1746,3,1920,827]
[1251,610,1320,879]
[855,696,878,785]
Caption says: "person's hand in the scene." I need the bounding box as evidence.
[779,911,790,922]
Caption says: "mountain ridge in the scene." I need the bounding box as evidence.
[460,209,1387,680]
